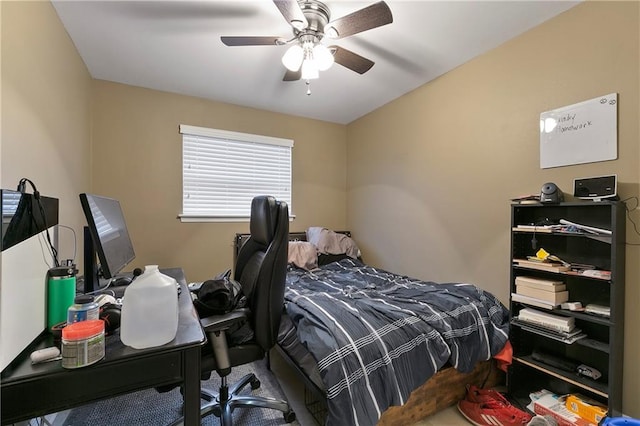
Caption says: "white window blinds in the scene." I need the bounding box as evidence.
[179,125,293,221]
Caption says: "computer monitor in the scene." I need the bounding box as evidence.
[1,189,59,251]
[79,193,135,293]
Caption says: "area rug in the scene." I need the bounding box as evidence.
[61,359,300,426]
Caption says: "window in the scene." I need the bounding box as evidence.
[179,125,293,222]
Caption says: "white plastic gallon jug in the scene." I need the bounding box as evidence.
[120,265,179,349]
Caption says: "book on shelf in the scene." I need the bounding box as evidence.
[512,318,584,338]
[515,285,569,304]
[513,225,554,233]
[511,293,557,310]
[511,318,587,344]
[518,307,574,332]
[513,259,570,273]
[519,307,572,323]
[510,194,540,203]
[515,276,566,291]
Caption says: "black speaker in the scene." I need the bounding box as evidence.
[540,182,564,204]
[573,175,617,201]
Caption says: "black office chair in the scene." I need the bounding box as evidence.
[172,195,294,426]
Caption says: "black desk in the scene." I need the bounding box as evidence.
[1,268,206,426]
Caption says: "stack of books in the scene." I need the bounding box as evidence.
[511,276,569,309]
[517,308,574,331]
[512,308,586,344]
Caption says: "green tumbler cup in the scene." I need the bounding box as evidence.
[47,266,77,330]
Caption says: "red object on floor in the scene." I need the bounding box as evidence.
[494,340,513,373]
[458,399,532,426]
[465,385,510,405]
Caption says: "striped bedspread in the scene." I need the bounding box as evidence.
[284,258,509,426]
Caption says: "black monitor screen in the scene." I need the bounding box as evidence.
[1,189,59,251]
[80,193,135,290]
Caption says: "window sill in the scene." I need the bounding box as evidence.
[178,214,295,223]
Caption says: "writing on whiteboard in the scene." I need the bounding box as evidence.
[542,113,593,134]
[557,115,592,133]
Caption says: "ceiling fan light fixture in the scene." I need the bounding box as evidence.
[282,44,304,71]
[301,57,319,80]
[313,43,334,71]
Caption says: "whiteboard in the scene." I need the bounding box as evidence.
[0,231,50,370]
[540,93,617,169]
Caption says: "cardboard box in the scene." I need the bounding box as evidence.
[532,392,597,426]
[565,394,608,424]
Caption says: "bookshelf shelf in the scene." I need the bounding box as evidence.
[510,301,613,326]
[576,338,610,354]
[511,229,612,244]
[507,201,625,418]
[512,266,612,282]
[513,355,608,397]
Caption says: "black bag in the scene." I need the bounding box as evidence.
[193,269,244,317]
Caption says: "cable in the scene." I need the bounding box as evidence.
[621,197,640,246]
[17,178,60,266]
[83,277,116,296]
[56,224,78,264]
[622,196,639,210]
[37,232,55,268]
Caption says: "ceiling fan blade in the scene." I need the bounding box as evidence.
[273,0,308,30]
[283,69,301,81]
[331,46,374,74]
[221,36,284,46]
[325,1,393,39]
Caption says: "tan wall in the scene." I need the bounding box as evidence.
[0,1,91,368]
[1,0,92,246]
[91,81,347,282]
[347,1,639,417]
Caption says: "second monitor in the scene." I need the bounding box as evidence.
[79,193,136,294]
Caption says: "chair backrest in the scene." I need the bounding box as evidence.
[234,196,289,351]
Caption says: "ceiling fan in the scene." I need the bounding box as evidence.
[221,0,393,83]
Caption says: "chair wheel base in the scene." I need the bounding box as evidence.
[250,378,261,390]
[283,409,296,423]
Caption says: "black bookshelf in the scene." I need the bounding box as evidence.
[507,201,625,417]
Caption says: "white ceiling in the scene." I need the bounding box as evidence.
[52,0,580,125]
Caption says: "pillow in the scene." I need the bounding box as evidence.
[306,227,361,259]
[288,241,318,270]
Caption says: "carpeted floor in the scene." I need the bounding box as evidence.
[59,359,301,426]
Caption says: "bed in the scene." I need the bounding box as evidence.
[234,230,510,425]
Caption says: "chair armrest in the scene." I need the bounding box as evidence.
[200,308,250,333]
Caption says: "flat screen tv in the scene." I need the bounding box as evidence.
[1,189,59,251]
[79,193,135,293]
